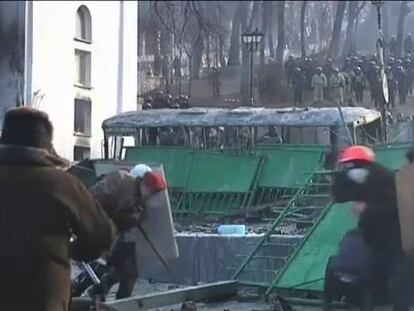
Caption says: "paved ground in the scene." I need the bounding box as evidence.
[103,280,400,310]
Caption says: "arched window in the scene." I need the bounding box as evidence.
[76,5,92,41]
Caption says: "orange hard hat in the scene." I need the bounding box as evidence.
[338,145,375,163]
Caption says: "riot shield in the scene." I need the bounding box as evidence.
[123,166,179,272]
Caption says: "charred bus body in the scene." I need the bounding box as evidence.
[101,107,382,160]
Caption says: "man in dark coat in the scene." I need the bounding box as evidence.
[331,146,412,310]
[0,108,116,311]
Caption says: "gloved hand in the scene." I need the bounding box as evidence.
[116,206,145,232]
[352,202,366,218]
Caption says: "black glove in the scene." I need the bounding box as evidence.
[116,206,144,232]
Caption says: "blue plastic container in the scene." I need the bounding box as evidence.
[217,224,246,235]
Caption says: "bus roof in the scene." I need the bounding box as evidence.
[102,107,381,136]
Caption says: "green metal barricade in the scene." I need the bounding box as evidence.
[177,152,264,215]
[373,143,412,170]
[253,145,327,206]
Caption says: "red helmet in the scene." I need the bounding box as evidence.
[338,145,375,164]
[142,171,167,193]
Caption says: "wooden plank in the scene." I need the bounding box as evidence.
[396,163,414,256]
[107,280,238,310]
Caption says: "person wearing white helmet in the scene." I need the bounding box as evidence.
[129,164,152,179]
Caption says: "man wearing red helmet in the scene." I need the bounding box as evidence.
[88,167,167,300]
[331,145,411,310]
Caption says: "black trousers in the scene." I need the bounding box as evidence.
[294,87,303,105]
[90,241,138,300]
[354,87,363,103]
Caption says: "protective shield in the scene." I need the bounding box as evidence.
[124,167,179,273]
[395,163,414,256]
[132,188,179,273]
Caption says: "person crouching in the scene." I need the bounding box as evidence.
[88,164,166,300]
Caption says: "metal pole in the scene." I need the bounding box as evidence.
[136,224,170,271]
[249,45,254,106]
[81,262,101,285]
[376,5,382,31]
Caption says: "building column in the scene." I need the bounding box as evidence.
[116,0,124,114]
[24,0,33,107]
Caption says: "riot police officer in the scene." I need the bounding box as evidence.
[311,67,328,105]
[292,67,306,105]
[396,66,408,105]
[179,95,190,109]
[351,66,365,104]
[329,68,346,105]
[153,91,168,109]
[386,66,398,108]
[284,55,296,86]
[143,96,152,110]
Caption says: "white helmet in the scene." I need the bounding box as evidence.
[129,164,152,178]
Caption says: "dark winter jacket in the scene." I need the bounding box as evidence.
[331,162,401,250]
[0,145,116,311]
[90,170,144,232]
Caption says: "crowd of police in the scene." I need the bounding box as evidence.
[142,91,191,110]
[285,33,414,108]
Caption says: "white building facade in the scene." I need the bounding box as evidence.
[0,1,137,161]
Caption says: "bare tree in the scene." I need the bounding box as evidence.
[213,3,227,68]
[328,1,346,60]
[228,3,242,66]
[248,1,260,31]
[239,1,249,105]
[267,2,275,59]
[396,1,410,57]
[300,1,307,59]
[276,1,285,63]
[317,2,332,53]
[260,1,267,65]
[164,1,192,95]
[383,0,390,42]
[181,3,204,96]
[342,1,367,58]
[153,1,174,92]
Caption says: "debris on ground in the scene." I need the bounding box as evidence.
[181,301,197,310]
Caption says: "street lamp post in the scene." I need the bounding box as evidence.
[371,0,388,142]
[241,28,264,106]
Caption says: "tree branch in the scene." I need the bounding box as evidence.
[153,1,171,32]
[190,1,205,45]
[356,1,367,16]
[177,1,191,44]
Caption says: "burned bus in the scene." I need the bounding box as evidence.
[101,107,382,160]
